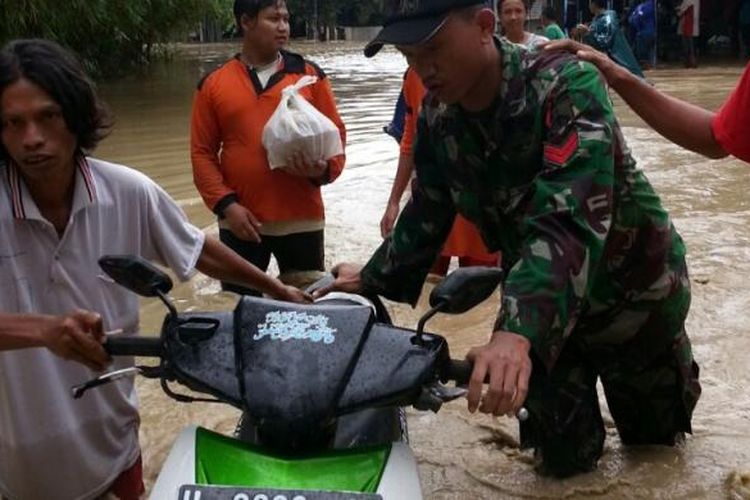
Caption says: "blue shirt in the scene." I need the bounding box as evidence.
[629,0,656,37]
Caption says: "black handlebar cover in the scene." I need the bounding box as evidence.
[443,359,473,385]
[105,337,163,357]
[443,359,494,385]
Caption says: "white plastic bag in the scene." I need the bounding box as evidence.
[262,75,343,171]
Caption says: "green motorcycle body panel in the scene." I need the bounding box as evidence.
[195,428,391,493]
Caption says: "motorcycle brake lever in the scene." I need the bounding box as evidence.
[432,383,468,402]
[71,366,143,399]
[413,383,469,413]
[425,383,529,421]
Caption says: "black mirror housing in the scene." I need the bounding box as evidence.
[98,255,173,297]
[429,267,503,314]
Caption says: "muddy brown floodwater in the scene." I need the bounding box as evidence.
[95,43,750,499]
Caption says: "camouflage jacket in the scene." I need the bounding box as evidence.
[361,39,689,371]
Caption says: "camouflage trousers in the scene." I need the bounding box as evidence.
[519,286,701,478]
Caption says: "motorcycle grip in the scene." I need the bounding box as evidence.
[105,337,163,357]
[444,359,530,421]
[444,359,486,385]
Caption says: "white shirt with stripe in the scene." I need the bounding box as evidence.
[677,0,700,37]
[0,157,206,500]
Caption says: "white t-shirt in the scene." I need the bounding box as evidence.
[502,32,550,51]
[0,158,206,500]
[253,53,283,89]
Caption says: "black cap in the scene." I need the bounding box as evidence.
[365,0,489,58]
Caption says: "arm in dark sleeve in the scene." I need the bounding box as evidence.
[360,112,456,305]
[496,62,615,371]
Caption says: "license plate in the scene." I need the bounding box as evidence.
[178,485,383,500]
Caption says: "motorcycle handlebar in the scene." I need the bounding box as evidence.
[443,359,482,385]
[444,359,529,421]
[105,337,163,358]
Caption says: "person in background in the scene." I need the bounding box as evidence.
[740,0,750,59]
[383,84,407,142]
[629,0,656,69]
[543,37,750,163]
[191,0,346,295]
[573,0,644,77]
[564,0,580,38]
[623,0,639,47]
[380,68,422,240]
[498,0,549,49]
[676,0,700,68]
[541,6,567,41]
[380,67,499,282]
[0,38,308,500]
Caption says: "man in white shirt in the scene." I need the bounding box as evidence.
[676,0,700,68]
[0,38,309,500]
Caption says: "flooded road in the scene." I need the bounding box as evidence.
[96,43,750,498]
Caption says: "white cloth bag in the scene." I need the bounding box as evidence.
[262,75,343,170]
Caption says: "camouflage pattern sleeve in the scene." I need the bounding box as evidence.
[495,61,615,371]
[360,112,456,305]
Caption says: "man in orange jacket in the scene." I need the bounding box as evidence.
[191,0,346,295]
[381,67,498,278]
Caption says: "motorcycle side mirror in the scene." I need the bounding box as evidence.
[98,255,174,297]
[99,255,176,317]
[414,267,503,346]
[429,267,503,314]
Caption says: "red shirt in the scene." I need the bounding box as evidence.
[712,63,750,163]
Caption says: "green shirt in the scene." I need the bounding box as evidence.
[544,23,566,40]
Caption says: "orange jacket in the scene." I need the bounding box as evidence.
[399,68,426,157]
[190,51,346,223]
[397,68,497,262]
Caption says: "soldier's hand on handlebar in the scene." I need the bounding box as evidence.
[43,310,110,372]
[466,331,532,418]
[311,263,364,299]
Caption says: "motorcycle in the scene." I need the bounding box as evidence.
[73,255,526,500]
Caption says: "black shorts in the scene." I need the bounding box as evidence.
[219,228,325,296]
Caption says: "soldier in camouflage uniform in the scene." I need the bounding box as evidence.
[317,0,701,477]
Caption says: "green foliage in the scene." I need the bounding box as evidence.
[0,0,384,75]
[0,0,223,75]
